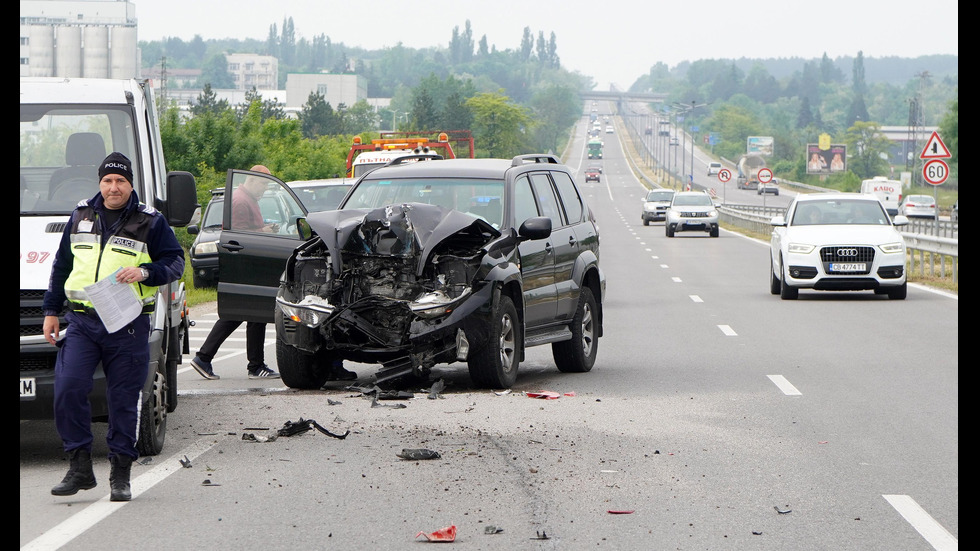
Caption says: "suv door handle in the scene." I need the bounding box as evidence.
[221,241,244,252]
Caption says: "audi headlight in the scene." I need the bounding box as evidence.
[878,242,905,254]
[276,295,335,328]
[193,240,218,256]
[787,243,815,254]
[410,287,472,319]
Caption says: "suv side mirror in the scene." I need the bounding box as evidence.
[518,216,552,241]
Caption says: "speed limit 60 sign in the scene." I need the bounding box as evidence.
[922,159,948,186]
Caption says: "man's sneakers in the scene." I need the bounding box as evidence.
[190,356,220,380]
[248,364,280,379]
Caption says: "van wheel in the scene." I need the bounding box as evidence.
[553,288,598,373]
[468,295,519,389]
[136,368,167,456]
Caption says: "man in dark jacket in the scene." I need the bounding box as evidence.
[42,152,184,502]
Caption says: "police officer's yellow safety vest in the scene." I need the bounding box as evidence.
[64,204,158,309]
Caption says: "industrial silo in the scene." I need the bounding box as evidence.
[109,25,138,79]
[55,25,83,78]
[28,25,54,77]
[83,26,109,78]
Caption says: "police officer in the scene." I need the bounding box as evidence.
[42,152,185,502]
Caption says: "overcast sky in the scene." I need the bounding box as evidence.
[132,0,958,90]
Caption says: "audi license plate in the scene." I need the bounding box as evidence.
[829,263,866,272]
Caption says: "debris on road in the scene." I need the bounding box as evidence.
[397,448,441,460]
[607,510,634,514]
[427,379,445,399]
[277,418,350,439]
[774,505,792,514]
[242,433,277,443]
[179,455,192,468]
[484,525,504,534]
[415,525,456,542]
[531,530,551,540]
[201,479,221,486]
[526,391,560,399]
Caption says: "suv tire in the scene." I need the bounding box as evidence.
[779,260,799,300]
[666,224,675,237]
[553,287,597,373]
[275,312,331,389]
[467,294,519,389]
[769,258,781,295]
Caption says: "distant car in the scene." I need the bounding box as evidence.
[641,188,675,225]
[898,194,937,219]
[769,193,908,300]
[585,168,601,183]
[588,161,603,174]
[669,137,679,146]
[187,188,224,289]
[951,200,958,222]
[757,182,779,195]
[665,191,719,237]
[706,162,722,176]
[605,126,614,134]
[645,126,653,135]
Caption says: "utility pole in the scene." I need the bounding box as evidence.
[158,56,168,119]
[907,71,930,186]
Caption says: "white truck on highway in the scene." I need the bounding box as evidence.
[20,77,199,455]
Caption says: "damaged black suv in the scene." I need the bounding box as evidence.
[266,154,605,389]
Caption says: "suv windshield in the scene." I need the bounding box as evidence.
[344,177,505,228]
[647,191,674,201]
[672,194,712,206]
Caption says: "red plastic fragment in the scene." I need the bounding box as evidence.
[563,391,576,397]
[607,510,635,514]
[526,391,560,399]
[416,525,457,542]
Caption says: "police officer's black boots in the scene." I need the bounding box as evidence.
[109,455,134,501]
[51,448,97,496]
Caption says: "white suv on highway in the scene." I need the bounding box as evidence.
[769,193,909,300]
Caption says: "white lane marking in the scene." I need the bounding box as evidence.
[651,255,659,259]
[689,295,703,303]
[718,325,737,336]
[671,277,681,283]
[883,494,958,551]
[660,264,669,268]
[22,437,219,551]
[767,375,802,395]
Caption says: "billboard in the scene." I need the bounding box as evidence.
[747,136,774,156]
[806,143,847,175]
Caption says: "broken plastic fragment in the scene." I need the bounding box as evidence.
[428,379,446,400]
[563,391,576,397]
[526,391,560,399]
[607,510,634,514]
[242,433,277,443]
[397,448,441,460]
[484,525,504,534]
[179,455,192,468]
[493,389,511,396]
[415,525,456,542]
[531,530,550,540]
[276,418,350,439]
[774,506,792,514]
[201,479,221,486]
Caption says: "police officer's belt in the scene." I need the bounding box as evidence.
[69,301,155,315]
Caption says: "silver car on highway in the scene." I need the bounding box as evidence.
[665,191,719,237]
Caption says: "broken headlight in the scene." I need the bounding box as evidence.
[410,287,472,319]
[276,295,336,328]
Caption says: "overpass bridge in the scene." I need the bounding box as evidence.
[581,90,668,107]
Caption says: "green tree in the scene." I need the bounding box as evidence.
[530,82,578,153]
[197,54,234,89]
[844,121,891,178]
[937,95,957,163]
[465,92,531,158]
[300,92,334,139]
[520,27,533,63]
[190,83,229,116]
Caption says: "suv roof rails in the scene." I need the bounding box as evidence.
[384,154,445,167]
[512,154,560,166]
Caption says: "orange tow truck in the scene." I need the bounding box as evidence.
[345,130,475,178]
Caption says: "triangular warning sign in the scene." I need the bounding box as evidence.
[919,131,951,159]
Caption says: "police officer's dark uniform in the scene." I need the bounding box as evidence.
[42,152,185,502]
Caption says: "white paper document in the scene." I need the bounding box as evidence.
[82,268,144,333]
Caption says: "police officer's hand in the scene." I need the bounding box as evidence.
[43,315,60,346]
[116,266,146,284]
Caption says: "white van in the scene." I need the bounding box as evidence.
[706,162,722,176]
[860,176,903,215]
